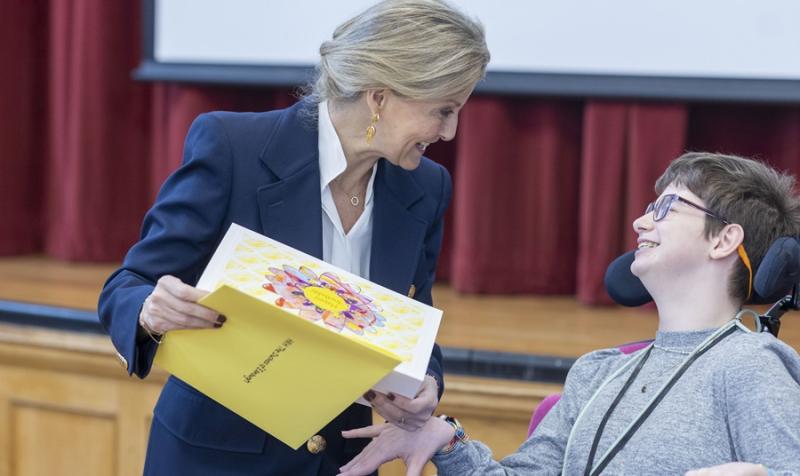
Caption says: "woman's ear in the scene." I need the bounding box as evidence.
[709,224,745,260]
[364,89,388,114]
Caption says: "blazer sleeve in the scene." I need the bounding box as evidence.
[98,113,234,378]
[418,164,453,399]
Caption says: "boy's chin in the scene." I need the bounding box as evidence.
[629,259,642,277]
[629,261,650,281]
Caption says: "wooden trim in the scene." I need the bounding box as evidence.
[0,323,168,382]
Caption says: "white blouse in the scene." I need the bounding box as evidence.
[317,101,377,279]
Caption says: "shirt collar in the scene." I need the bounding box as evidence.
[317,101,377,203]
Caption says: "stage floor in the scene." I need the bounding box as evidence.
[1,255,798,359]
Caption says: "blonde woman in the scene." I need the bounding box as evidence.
[98,1,490,474]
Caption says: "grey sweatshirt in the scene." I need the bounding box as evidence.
[433,326,800,475]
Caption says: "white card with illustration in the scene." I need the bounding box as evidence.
[196,223,443,400]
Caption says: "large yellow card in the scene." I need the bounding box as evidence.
[154,284,401,449]
[153,223,443,449]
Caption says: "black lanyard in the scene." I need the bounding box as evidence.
[583,325,737,476]
[584,346,652,475]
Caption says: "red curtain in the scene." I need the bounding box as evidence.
[449,97,582,294]
[44,0,151,260]
[576,102,688,304]
[148,85,296,198]
[0,0,48,254]
[3,1,800,305]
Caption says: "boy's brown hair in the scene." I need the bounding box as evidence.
[656,152,800,303]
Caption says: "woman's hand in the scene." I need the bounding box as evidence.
[364,375,439,432]
[338,416,455,476]
[139,275,224,335]
[685,462,769,476]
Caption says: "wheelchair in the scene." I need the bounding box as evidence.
[528,236,800,436]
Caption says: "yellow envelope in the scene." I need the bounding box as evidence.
[153,284,402,450]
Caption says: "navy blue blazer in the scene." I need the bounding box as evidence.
[98,100,451,475]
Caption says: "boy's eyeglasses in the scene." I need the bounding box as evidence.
[642,193,752,301]
[645,194,729,224]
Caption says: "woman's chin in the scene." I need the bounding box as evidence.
[399,155,423,170]
[380,153,419,170]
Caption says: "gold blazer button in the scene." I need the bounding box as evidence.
[407,284,416,298]
[306,435,326,454]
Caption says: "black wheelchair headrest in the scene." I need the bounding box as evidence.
[605,236,800,306]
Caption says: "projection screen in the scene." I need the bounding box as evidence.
[134,0,800,102]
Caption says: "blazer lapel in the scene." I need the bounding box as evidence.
[254,101,429,293]
[256,102,323,259]
[370,160,427,294]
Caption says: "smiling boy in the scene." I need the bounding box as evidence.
[339,152,800,476]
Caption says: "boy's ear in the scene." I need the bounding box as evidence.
[709,224,745,260]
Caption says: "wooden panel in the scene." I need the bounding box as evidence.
[0,330,165,476]
[11,404,115,476]
[115,381,161,476]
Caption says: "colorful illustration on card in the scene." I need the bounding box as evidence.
[200,228,436,363]
[262,265,387,336]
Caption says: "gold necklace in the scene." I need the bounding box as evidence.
[334,178,363,207]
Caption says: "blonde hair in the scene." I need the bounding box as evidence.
[303,0,489,107]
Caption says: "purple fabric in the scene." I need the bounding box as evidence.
[528,394,562,437]
[616,340,652,355]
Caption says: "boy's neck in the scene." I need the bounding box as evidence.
[652,274,741,332]
[656,303,739,332]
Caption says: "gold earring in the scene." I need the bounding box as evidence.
[366,113,380,143]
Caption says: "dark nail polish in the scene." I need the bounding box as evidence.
[217,315,227,324]
[363,390,375,401]
[214,322,222,328]
[387,393,396,401]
